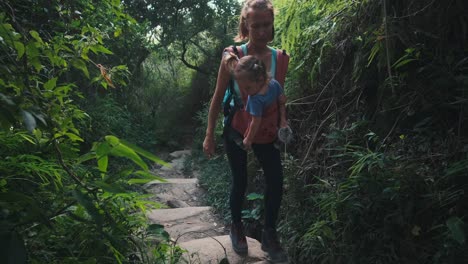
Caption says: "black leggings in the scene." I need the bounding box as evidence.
[223,128,284,229]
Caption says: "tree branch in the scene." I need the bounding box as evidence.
[179,42,210,75]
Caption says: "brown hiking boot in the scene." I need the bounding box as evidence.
[230,222,248,254]
[261,228,288,263]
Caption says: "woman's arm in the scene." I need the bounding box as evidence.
[203,55,231,157]
[278,94,287,128]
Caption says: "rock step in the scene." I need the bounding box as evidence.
[144,178,203,207]
[179,235,269,264]
[147,207,225,243]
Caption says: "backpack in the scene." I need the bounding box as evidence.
[222,44,289,127]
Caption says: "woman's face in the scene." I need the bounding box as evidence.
[245,9,273,46]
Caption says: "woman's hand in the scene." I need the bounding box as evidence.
[242,138,252,150]
[203,135,215,158]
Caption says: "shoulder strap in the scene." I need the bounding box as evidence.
[240,44,247,56]
[226,46,244,108]
[241,44,288,85]
[275,49,289,87]
[270,47,277,78]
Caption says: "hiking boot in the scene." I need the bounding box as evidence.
[230,222,248,254]
[261,228,288,263]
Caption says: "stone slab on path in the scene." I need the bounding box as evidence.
[146,149,290,263]
[180,235,269,264]
[144,178,203,207]
[147,206,225,243]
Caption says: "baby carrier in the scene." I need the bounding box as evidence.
[222,44,289,128]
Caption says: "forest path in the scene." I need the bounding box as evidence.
[144,150,269,264]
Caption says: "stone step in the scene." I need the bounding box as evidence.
[147,207,225,243]
[179,235,269,264]
[144,178,203,207]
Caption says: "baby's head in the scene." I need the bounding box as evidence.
[224,53,268,95]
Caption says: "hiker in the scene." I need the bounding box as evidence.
[222,53,288,150]
[203,0,289,262]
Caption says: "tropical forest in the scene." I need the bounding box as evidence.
[1,0,467,263]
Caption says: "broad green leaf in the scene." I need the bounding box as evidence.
[114,28,122,37]
[44,77,58,90]
[77,152,96,164]
[446,217,465,244]
[26,42,42,72]
[31,112,47,126]
[21,110,36,132]
[110,144,147,170]
[14,41,25,60]
[93,181,126,193]
[146,224,170,241]
[128,178,156,185]
[72,59,90,78]
[0,92,14,105]
[82,46,89,60]
[105,135,120,146]
[393,58,416,69]
[72,189,104,228]
[29,30,43,44]
[65,132,84,142]
[120,139,169,167]
[133,170,165,182]
[91,44,113,55]
[98,155,108,173]
[104,136,148,170]
[96,142,112,157]
[246,192,264,201]
[18,132,36,145]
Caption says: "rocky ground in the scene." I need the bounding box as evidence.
[144,150,272,264]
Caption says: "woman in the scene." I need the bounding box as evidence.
[203,0,289,262]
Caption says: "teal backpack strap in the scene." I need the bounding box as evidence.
[241,44,248,55]
[242,44,277,78]
[270,47,277,78]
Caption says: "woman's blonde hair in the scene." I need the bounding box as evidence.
[234,0,275,43]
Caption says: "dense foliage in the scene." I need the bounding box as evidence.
[0,0,238,263]
[274,0,468,263]
[3,0,467,263]
[0,0,180,262]
[190,0,468,263]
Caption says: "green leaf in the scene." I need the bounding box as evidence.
[147,224,170,241]
[105,135,120,146]
[98,155,108,173]
[128,178,156,185]
[44,77,58,90]
[91,44,113,55]
[105,136,148,170]
[21,110,36,132]
[26,42,42,72]
[114,28,122,37]
[72,189,104,228]
[14,41,25,60]
[29,30,43,44]
[133,170,165,182]
[96,142,112,157]
[246,192,264,201]
[446,217,465,245]
[120,139,169,167]
[65,132,84,142]
[77,152,96,164]
[93,181,126,193]
[72,59,90,78]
